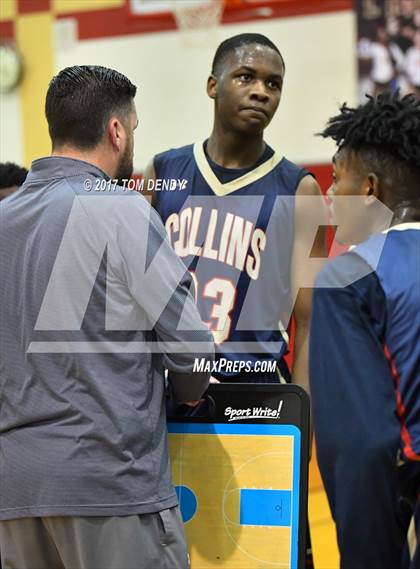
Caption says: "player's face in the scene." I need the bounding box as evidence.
[210,44,284,135]
[328,151,375,244]
[115,103,138,183]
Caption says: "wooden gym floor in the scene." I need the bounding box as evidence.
[308,445,340,569]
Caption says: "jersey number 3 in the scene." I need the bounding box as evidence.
[190,272,236,344]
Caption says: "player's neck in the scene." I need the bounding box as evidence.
[391,202,420,225]
[206,127,266,169]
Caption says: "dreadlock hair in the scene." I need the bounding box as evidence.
[320,91,420,201]
[211,33,285,76]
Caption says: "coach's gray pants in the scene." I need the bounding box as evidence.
[0,506,189,569]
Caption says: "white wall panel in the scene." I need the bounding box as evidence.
[0,90,23,166]
[51,10,357,170]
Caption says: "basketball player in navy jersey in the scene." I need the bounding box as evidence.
[310,92,420,569]
[144,33,325,395]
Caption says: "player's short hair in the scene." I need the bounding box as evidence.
[0,162,28,189]
[320,91,420,196]
[211,33,285,76]
[45,65,137,150]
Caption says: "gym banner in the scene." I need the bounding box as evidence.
[355,0,420,102]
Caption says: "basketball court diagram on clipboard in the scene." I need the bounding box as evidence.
[167,384,310,569]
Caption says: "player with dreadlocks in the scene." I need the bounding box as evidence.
[310,91,420,569]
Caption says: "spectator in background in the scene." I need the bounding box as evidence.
[405,30,420,97]
[394,0,417,55]
[400,0,417,29]
[0,162,27,201]
[370,25,401,95]
[356,0,419,100]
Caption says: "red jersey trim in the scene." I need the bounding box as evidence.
[384,344,420,462]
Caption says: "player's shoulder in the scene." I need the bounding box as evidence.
[352,224,420,269]
[154,143,195,171]
[81,186,154,220]
[315,251,373,290]
[273,154,312,195]
[314,228,416,292]
[277,156,305,174]
[279,156,309,175]
[379,223,420,245]
[350,232,388,269]
[359,225,420,291]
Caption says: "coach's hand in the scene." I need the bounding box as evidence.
[184,377,219,406]
[184,399,202,407]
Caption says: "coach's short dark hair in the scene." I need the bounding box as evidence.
[45,66,137,150]
[211,33,285,75]
[0,162,28,189]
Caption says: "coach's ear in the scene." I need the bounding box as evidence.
[207,74,217,99]
[107,116,124,151]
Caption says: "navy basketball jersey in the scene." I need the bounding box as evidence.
[154,142,310,382]
[310,223,420,569]
[353,224,420,460]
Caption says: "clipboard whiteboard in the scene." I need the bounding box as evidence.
[168,384,310,568]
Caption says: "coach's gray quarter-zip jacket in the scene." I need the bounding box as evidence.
[0,156,213,520]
